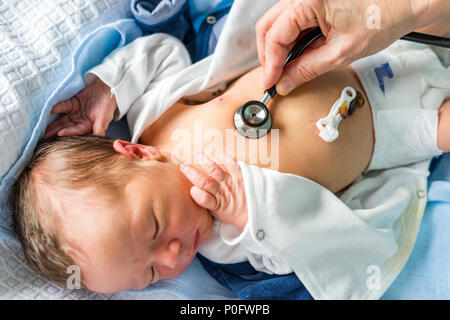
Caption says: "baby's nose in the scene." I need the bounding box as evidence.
[157,239,181,268]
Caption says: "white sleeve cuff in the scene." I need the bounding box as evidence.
[219,221,250,246]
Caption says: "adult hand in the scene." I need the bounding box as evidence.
[256,0,450,95]
[44,77,117,139]
[180,152,248,230]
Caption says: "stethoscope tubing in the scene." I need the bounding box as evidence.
[401,31,450,48]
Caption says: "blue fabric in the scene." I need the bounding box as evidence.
[129,0,233,62]
[197,254,313,300]
[131,0,191,40]
[188,0,234,32]
[0,20,143,242]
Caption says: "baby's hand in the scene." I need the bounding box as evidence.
[44,77,117,139]
[180,152,248,230]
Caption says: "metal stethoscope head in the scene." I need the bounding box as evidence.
[234,27,324,139]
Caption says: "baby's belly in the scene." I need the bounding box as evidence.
[141,67,374,192]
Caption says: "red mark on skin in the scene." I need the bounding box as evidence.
[218,97,224,102]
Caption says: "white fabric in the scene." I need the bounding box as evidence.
[351,42,450,171]
[237,160,430,300]
[86,0,445,299]
[198,218,294,275]
[0,0,187,300]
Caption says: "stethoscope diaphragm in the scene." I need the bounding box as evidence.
[234,100,272,138]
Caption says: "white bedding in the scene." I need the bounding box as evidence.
[0,239,182,299]
[0,0,184,300]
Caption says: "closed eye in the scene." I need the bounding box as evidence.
[150,265,158,283]
[152,210,159,240]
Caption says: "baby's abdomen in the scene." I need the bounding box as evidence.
[272,67,374,192]
[205,66,375,192]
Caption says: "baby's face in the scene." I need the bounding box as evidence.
[65,161,214,293]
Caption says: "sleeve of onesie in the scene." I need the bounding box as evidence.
[84,33,191,120]
[235,160,428,300]
[218,220,294,275]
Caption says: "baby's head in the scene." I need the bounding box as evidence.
[12,135,213,293]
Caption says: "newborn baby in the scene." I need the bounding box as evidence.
[13,34,450,294]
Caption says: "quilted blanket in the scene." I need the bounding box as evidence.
[0,0,136,239]
[0,0,181,300]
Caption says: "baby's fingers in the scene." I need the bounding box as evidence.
[44,115,73,139]
[190,186,218,211]
[56,122,91,137]
[180,162,219,195]
[196,151,227,182]
[51,99,76,114]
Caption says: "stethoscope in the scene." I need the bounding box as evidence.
[234,27,450,139]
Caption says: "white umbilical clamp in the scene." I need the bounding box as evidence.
[316,87,357,142]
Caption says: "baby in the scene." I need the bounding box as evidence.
[12,34,450,294]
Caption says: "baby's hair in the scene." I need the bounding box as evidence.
[12,135,140,288]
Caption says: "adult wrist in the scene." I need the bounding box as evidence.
[406,0,450,31]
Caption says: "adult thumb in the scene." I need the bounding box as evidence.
[276,42,341,95]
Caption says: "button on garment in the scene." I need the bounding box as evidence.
[206,15,216,24]
[256,229,265,240]
[417,189,426,199]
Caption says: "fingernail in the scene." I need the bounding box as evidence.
[260,77,266,88]
[277,77,295,95]
[262,72,272,89]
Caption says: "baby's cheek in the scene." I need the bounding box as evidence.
[158,256,193,280]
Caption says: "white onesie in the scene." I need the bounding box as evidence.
[352,41,450,171]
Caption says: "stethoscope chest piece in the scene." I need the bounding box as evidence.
[234,100,272,139]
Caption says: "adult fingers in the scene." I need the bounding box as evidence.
[255,1,288,68]
[262,9,307,89]
[190,186,218,212]
[276,39,343,95]
[262,1,326,89]
[180,162,220,195]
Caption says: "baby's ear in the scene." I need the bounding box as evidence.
[113,140,162,161]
